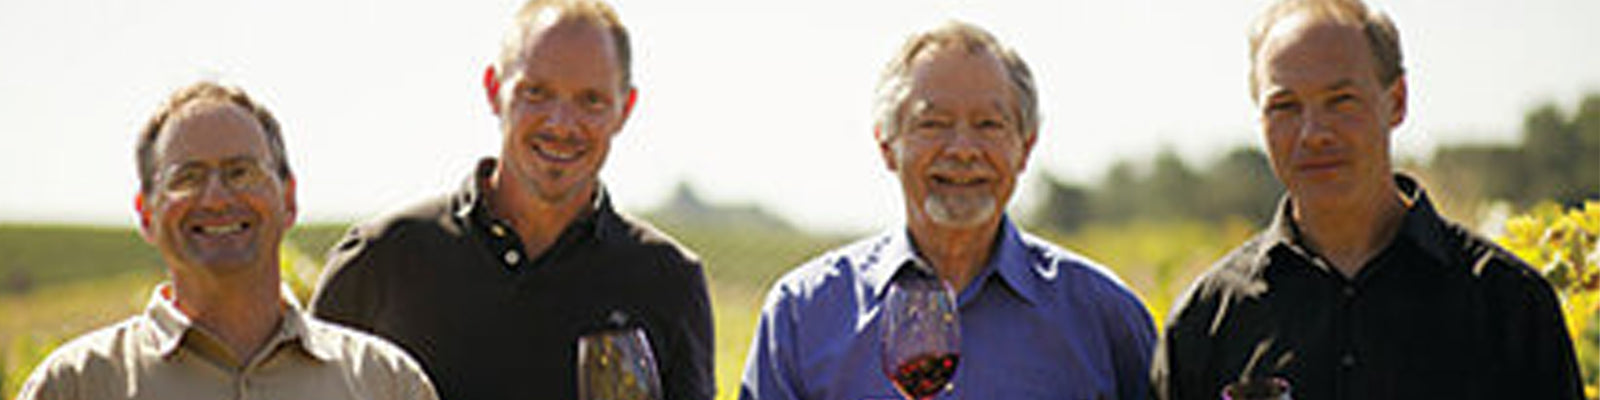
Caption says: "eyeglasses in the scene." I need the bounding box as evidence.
[156,159,275,196]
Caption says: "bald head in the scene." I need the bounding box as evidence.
[498,0,632,90]
[1247,0,1402,99]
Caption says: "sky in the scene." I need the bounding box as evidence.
[1,0,1596,233]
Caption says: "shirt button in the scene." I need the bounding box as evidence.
[504,249,521,265]
[1341,353,1357,368]
[1342,286,1356,297]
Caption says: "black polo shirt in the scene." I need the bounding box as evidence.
[1152,174,1582,400]
[311,158,715,400]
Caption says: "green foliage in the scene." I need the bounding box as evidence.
[1032,217,1256,330]
[1497,201,1600,398]
[9,198,1597,399]
[1,269,156,400]
[279,223,353,304]
[1432,94,1600,208]
[287,223,354,263]
[2,334,63,398]
[0,225,163,294]
[645,217,849,294]
[1036,147,1281,233]
[280,243,321,305]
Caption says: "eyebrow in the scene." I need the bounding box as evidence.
[1264,78,1359,102]
[171,156,261,170]
[1325,79,1358,92]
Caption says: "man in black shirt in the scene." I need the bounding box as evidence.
[309,1,714,399]
[1150,0,1583,399]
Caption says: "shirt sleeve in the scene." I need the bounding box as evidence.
[13,335,111,400]
[15,355,78,400]
[658,256,717,400]
[739,282,803,400]
[387,342,441,400]
[1102,280,1157,400]
[346,327,440,400]
[310,226,382,331]
[1492,262,1584,399]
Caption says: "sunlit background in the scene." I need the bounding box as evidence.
[1,0,1596,232]
[4,1,1600,398]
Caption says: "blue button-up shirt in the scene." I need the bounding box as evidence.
[740,217,1155,400]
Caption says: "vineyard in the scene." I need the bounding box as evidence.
[2,202,1595,399]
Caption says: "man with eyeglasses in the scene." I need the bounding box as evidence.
[17,81,437,400]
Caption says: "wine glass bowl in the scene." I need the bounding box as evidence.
[577,327,662,400]
[880,276,961,400]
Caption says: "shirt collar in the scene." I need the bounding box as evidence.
[1390,174,1457,265]
[863,215,1042,306]
[453,157,616,243]
[1258,173,1456,269]
[140,283,335,363]
[142,284,191,358]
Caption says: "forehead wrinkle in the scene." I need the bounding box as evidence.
[986,99,1013,119]
[1325,79,1358,92]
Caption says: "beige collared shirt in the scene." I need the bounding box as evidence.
[17,284,438,400]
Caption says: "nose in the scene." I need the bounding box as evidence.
[194,172,236,210]
[1298,108,1337,150]
[543,100,582,137]
[942,125,984,162]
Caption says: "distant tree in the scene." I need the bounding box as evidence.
[1522,104,1585,204]
[1035,93,1599,233]
[1427,93,1599,208]
[1199,147,1282,225]
[1431,145,1525,203]
[1092,160,1143,223]
[1036,146,1282,231]
[1035,173,1093,232]
[1146,148,1203,220]
[1573,94,1600,202]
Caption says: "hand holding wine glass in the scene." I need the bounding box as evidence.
[880,275,961,400]
[1222,377,1292,400]
[577,323,662,400]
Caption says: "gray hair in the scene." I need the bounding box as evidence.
[873,21,1038,142]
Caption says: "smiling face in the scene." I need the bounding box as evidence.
[138,101,295,277]
[492,10,634,205]
[881,44,1034,231]
[1254,14,1405,212]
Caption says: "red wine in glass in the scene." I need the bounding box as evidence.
[880,276,960,400]
[888,352,960,398]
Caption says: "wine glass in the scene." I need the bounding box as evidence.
[880,276,961,400]
[577,327,662,400]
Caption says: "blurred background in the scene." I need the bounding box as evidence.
[1,0,1597,398]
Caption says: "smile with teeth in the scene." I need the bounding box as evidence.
[532,141,585,162]
[191,222,250,236]
[931,174,990,186]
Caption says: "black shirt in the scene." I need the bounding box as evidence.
[1152,175,1582,400]
[311,159,715,400]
